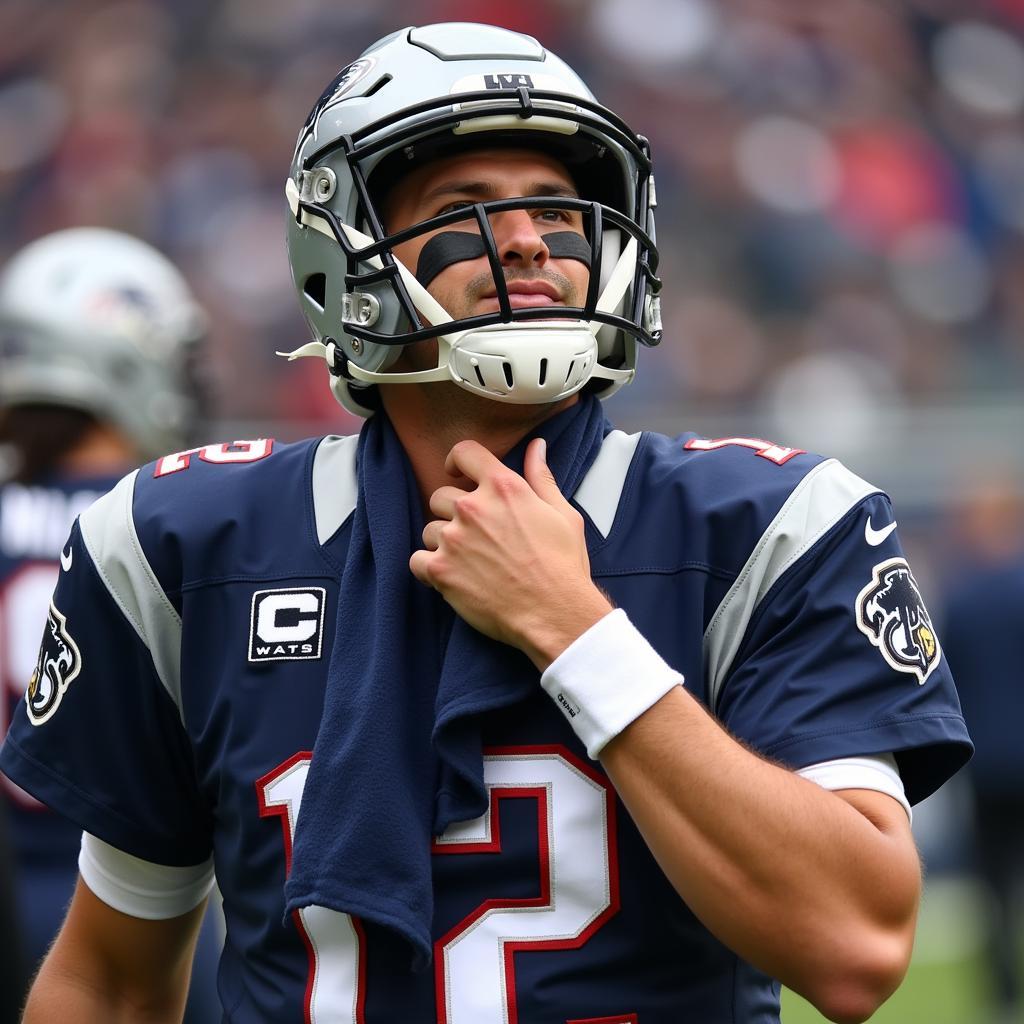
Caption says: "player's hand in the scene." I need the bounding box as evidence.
[409,437,613,669]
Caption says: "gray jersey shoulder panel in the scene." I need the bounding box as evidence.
[704,459,880,712]
[78,470,184,719]
[312,430,634,545]
[312,433,360,546]
[572,430,642,539]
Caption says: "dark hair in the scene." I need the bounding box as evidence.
[0,404,100,483]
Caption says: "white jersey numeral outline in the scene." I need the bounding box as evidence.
[257,745,621,1024]
[257,752,368,1024]
[684,435,805,465]
[154,439,275,478]
[433,746,618,1024]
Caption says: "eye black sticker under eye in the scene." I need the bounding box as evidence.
[414,231,592,287]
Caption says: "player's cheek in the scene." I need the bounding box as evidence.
[570,262,590,303]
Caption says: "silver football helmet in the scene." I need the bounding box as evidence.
[0,228,206,458]
[283,22,662,417]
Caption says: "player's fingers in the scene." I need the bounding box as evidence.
[523,438,572,510]
[428,485,469,521]
[409,549,434,585]
[422,520,444,551]
[444,439,506,483]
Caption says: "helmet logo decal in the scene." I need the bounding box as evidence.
[86,286,160,349]
[483,73,535,90]
[856,557,941,685]
[295,56,378,157]
[450,72,575,99]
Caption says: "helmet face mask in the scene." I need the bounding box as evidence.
[283,24,662,416]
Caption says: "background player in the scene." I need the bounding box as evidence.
[0,227,219,1020]
[2,25,971,1024]
[940,477,1024,1024]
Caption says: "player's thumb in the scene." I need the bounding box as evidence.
[524,438,569,508]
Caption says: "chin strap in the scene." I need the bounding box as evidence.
[277,338,453,385]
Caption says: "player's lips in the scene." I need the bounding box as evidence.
[479,282,564,308]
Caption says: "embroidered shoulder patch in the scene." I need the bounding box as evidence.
[856,557,940,684]
[27,602,82,725]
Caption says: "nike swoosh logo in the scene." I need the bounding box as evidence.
[60,544,73,572]
[865,517,898,547]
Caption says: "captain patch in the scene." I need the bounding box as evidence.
[27,602,82,725]
[249,587,326,662]
[856,558,940,684]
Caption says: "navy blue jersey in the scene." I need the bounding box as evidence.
[0,475,116,860]
[0,431,971,1023]
[0,473,119,969]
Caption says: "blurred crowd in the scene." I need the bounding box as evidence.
[2,1,1024,1017]
[2,0,1023,461]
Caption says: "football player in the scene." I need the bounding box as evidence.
[1,25,971,1024]
[0,228,220,1020]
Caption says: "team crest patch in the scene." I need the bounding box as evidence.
[26,602,82,725]
[249,587,326,662]
[856,558,940,684]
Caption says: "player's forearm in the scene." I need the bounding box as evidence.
[599,686,920,1024]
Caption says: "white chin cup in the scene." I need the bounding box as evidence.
[446,323,597,404]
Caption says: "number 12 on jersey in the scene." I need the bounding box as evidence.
[258,746,620,1024]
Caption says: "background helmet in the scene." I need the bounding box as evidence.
[0,227,206,459]
[283,22,661,417]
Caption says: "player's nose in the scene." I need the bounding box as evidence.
[490,208,549,268]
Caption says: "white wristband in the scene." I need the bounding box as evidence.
[540,608,684,758]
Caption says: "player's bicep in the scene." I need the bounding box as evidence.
[833,788,918,846]
[32,876,203,1019]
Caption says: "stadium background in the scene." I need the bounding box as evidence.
[2,1,1023,1019]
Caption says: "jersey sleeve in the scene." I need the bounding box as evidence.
[0,471,211,866]
[714,488,972,806]
[78,832,215,919]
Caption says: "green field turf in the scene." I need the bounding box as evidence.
[782,876,999,1023]
[783,956,987,1023]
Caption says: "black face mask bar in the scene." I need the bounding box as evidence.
[300,194,660,350]
[291,87,662,352]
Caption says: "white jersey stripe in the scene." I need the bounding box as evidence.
[704,459,880,712]
[572,429,641,539]
[312,429,636,548]
[311,434,360,546]
[78,470,185,718]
